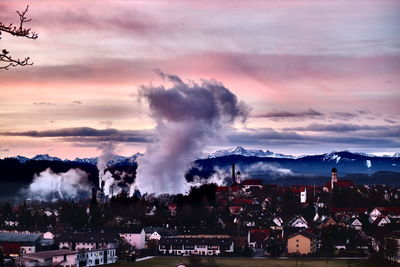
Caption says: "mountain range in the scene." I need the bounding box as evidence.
[6,146,400,164]
[0,147,400,200]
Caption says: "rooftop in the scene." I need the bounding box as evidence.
[22,249,76,259]
[0,233,42,243]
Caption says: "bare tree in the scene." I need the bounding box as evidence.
[0,5,38,70]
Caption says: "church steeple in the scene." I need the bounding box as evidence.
[331,167,338,189]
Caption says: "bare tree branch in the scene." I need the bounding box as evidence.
[0,49,32,70]
[0,5,38,39]
[0,5,38,70]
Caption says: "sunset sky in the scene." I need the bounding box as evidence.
[0,0,399,159]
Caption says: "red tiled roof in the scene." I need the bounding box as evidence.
[242,179,263,186]
[249,229,271,242]
[216,186,230,192]
[291,185,306,193]
[229,206,243,214]
[233,199,253,205]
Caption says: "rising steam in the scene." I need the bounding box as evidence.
[243,162,294,177]
[97,142,116,196]
[26,168,90,201]
[132,73,250,195]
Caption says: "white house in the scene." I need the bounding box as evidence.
[290,216,308,228]
[272,217,283,227]
[119,228,145,249]
[369,208,382,222]
[58,232,119,251]
[149,231,162,241]
[349,218,363,230]
[43,231,54,240]
[159,238,234,256]
[77,248,117,266]
[374,216,391,227]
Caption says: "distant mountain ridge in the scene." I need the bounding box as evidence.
[9,153,143,165]
[207,146,295,159]
[5,147,400,165]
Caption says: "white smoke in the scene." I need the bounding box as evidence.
[26,168,90,201]
[132,73,250,195]
[242,162,294,177]
[187,167,229,190]
[97,142,118,196]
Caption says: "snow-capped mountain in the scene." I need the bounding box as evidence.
[30,154,62,161]
[12,155,30,164]
[73,157,98,165]
[207,146,295,159]
[73,153,143,165]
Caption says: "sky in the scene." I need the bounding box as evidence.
[0,0,399,159]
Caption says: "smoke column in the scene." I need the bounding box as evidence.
[97,142,116,196]
[26,168,90,201]
[132,73,250,195]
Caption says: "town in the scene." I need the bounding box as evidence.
[0,166,400,266]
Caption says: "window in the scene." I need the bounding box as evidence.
[296,239,299,242]
[296,244,299,247]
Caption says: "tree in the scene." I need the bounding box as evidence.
[384,237,398,262]
[0,5,38,70]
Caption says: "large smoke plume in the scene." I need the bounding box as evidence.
[26,168,90,201]
[97,142,116,196]
[132,73,250,195]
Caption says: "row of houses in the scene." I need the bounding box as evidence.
[17,248,117,267]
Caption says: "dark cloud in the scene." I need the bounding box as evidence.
[331,112,358,119]
[72,100,82,104]
[357,110,372,115]
[252,108,323,121]
[385,119,397,124]
[140,72,251,123]
[0,127,153,144]
[283,123,393,132]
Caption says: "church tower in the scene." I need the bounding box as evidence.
[236,171,241,184]
[331,167,338,190]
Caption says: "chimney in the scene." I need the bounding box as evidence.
[232,164,236,184]
[91,187,97,204]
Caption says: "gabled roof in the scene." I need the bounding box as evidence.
[57,232,120,243]
[0,233,42,243]
[349,218,362,225]
[22,249,76,259]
